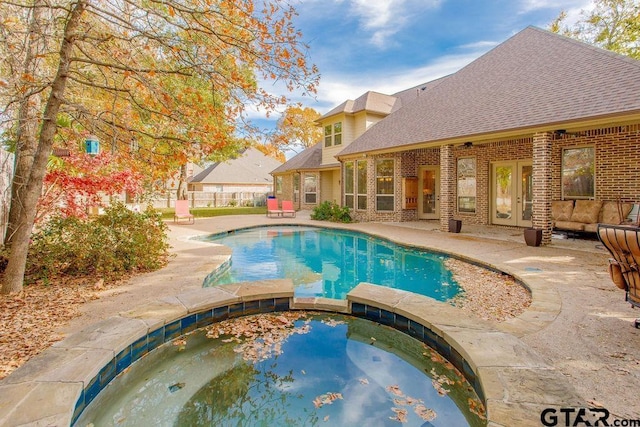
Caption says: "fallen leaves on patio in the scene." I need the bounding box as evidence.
[446,258,532,322]
[0,278,100,379]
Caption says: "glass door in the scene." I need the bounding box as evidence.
[519,163,533,226]
[418,166,439,219]
[491,161,532,227]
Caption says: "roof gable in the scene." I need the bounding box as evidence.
[319,91,399,121]
[339,26,640,156]
[271,142,323,174]
[189,147,282,184]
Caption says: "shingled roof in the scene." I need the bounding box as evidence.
[339,26,640,157]
[270,142,323,174]
[190,147,282,184]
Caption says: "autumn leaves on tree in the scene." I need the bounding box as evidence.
[0,0,319,293]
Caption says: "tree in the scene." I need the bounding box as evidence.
[268,105,322,156]
[0,0,319,294]
[550,0,640,59]
[39,151,144,221]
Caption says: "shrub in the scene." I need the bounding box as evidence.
[310,201,352,223]
[26,202,169,282]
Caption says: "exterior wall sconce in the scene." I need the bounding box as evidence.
[463,142,473,148]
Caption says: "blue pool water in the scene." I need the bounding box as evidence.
[203,226,461,301]
[76,313,485,426]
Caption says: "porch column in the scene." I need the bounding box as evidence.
[532,132,553,245]
[439,144,455,232]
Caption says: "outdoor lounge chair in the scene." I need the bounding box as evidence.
[597,224,640,328]
[174,199,195,224]
[281,200,296,217]
[266,198,282,217]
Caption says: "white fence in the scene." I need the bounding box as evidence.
[149,191,269,209]
[0,149,14,244]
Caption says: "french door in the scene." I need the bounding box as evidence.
[491,161,532,227]
[418,166,440,219]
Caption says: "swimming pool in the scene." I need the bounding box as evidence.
[75,312,485,426]
[203,226,461,301]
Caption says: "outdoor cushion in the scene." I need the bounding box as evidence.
[552,200,574,221]
[554,220,586,231]
[570,200,603,224]
[600,201,633,225]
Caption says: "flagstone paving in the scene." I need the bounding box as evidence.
[0,212,638,425]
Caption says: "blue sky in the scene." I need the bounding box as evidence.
[250,0,593,132]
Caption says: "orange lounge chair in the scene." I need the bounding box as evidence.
[174,199,195,224]
[266,198,282,217]
[597,224,640,328]
[282,200,296,217]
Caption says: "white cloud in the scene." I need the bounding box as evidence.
[518,0,594,25]
[244,46,490,131]
[315,50,487,110]
[458,40,500,50]
[346,0,441,48]
[519,0,591,13]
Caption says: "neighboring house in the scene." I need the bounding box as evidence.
[272,26,640,244]
[189,147,282,194]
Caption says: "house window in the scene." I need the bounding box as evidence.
[324,122,342,147]
[324,125,332,147]
[275,176,283,194]
[304,173,317,204]
[562,146,595,199]
[334,122,342,146]
[376,159,394,211]
[357,160,367,210]
[344,162,354,208]
[457,157,476,213]
[293,173,299,203]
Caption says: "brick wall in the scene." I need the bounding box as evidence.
[398,148,440,221]
[472,137,534,225]
[352,153,404,222]
[551,125,640,202]
[347,123,640,226]
[533,132,553,244]
[439,145,455,230]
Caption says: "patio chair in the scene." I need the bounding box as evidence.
[281,200,296,217]
[266,198,282,217]
[597,224,640,328]
[174,199,195,224]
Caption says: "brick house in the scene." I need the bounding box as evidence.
[272,27,640,245]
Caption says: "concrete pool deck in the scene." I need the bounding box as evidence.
[1,212,638,425]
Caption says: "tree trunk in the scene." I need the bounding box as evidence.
[4,1,45,247]
[2,0,87,294]
[176,163,188,200]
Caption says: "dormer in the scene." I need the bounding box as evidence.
[317,91,399,166]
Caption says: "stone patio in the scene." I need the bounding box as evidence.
[0,212,637,425]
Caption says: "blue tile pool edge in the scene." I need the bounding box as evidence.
[70,294,487,426]
[71,296,292,425]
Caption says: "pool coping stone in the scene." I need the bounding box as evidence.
[0,278,581,427]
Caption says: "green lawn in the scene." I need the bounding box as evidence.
[160,206,266,220]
